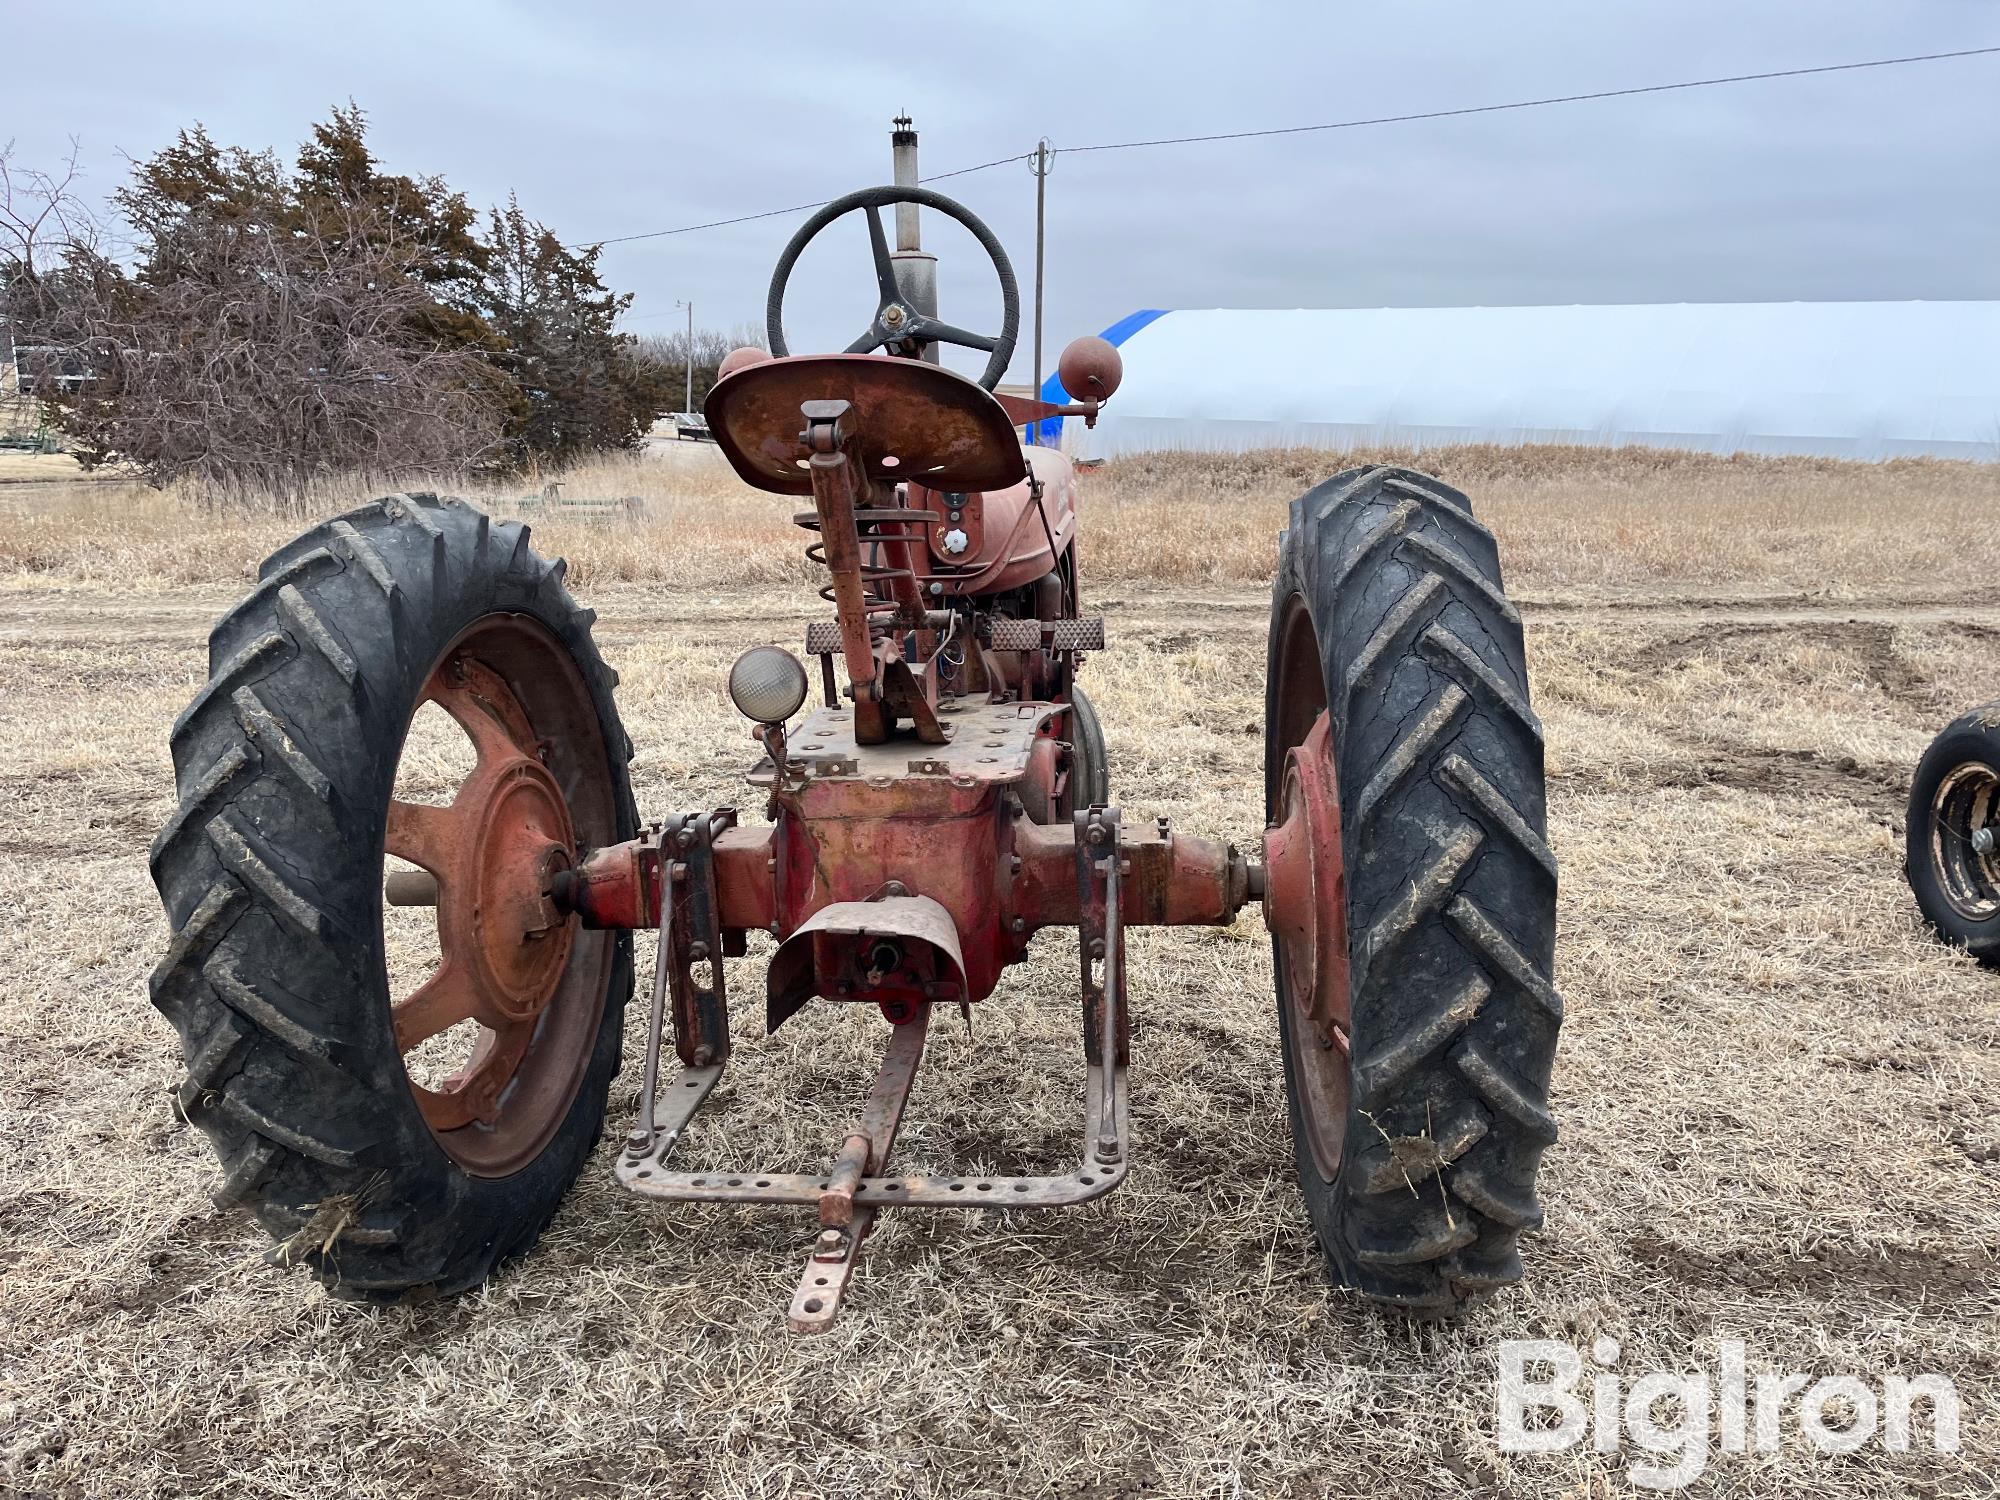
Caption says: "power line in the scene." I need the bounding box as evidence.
[1062,46,2000,156]
[919,152,1033,183]
[587,45,1999,251]
[582,152,1028,248]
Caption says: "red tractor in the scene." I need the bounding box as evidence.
[150,170,1559,1329]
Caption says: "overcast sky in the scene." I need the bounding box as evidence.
[9,1,1998,385]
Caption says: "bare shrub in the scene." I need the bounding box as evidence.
[632,322,766,412]
[11,182,502,507]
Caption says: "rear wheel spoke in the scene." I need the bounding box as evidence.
[386,798,463,877]
[392,958,483,1051]
[410,1078,480,1133]
[423,1025,532,1129]
[429,675,530,771]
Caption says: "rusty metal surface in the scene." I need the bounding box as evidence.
[790,1227,866,1335]
[992,391,1100,428]
[573,785,1251,950]
[704,354,1026,497]
[756,699,1068,1005]
[628,814,737,1155]
[1057,334,1124,402]
[1263,714,1349,1043]
[911,447,1076,599]
[561,836,655,929]
[608,764,1162,1332]
[1009,814,1249,933]
[794,401,952,747]
[1262,711,1352,1182]
[626,1059,726,1166]
[628,889,676,1154]
[384,649,577,1142]
[767,893,968,1027]
[621,1150,1131,1212]
[802,424,885,738]
[617,1063,1129,1211]
[914,485,984,564]
[789,1008,931,1331]
[657,811,735,1070]
[752,699,1063,790]
[1075,806,1130,1083]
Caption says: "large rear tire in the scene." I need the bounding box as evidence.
[1906,704,2000,967]
[149,494,637,1298]
[1266,466,1560,1312]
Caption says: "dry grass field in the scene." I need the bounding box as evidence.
[2,444,1998,1497]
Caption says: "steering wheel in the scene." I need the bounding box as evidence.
[765,185,1020,391]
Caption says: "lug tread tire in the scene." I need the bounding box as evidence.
[1906,702,2000,967]
[150,494,637,1299]
[1268,466,1559,1312]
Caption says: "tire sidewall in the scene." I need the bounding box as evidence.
[1907,707,2000,960]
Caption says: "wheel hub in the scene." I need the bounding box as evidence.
[455,758,575,1024]
[1264,714,1350,1044]
[1263,711,1352,1183]
[384,644,588,1145]
[1932,761,2000,920]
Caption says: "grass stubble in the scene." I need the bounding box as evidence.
[0,443,1996,1496]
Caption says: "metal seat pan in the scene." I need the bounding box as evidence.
[703,353,1029,496]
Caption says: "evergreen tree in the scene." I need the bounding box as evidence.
[481,196,670,462]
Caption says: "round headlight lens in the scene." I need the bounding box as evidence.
[728,645,809,725]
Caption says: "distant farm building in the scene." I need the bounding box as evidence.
[1034,301,2000,461]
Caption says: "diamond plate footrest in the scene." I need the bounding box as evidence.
[1053,617,1106,652]
[805,619,842,655]
[987,617,1106,652]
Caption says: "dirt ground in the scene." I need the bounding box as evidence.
[2,471,1998,1496]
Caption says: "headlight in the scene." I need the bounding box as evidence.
[728,645,809,725]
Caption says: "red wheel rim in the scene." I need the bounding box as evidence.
[384,615,616,1176]
[1267,597,1353,1183]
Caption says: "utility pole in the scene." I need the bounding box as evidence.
[676,299,694,411]
[1030,139,1053,442]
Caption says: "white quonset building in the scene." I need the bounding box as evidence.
[1033,302,2000,462]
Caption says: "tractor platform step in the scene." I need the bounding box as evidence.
[803,616,1104,655]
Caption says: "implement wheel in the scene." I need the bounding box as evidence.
[1907,703,2000,967]
[1060,683,1110,815]
[1265,466,1560,1313]
[149,494,636,1297]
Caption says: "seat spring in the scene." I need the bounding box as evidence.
[796,506,937,624]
